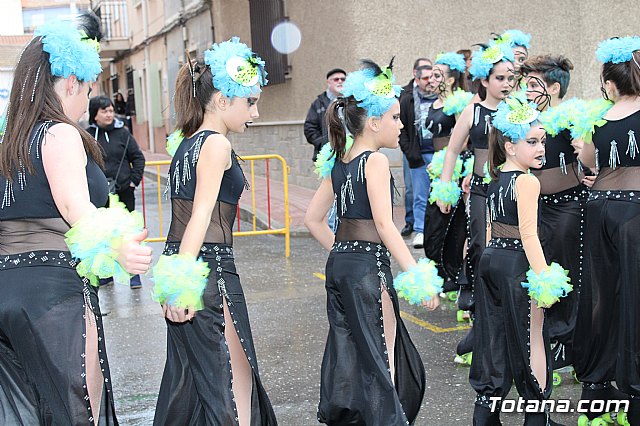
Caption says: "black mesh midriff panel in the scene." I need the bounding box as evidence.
[0,218,70,255]
[167,199,237,245]
[532,163,582,194]
[473,149,489,176]
[434,136,450,152]
[491,222,521,239]
[335,218,382,243]
[592,167,640,191]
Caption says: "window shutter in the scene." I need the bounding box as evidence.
[249,0,287,85]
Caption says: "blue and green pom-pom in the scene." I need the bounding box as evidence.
[151,254,211,310]
[569,99,613,143]
[539,98,582,137]
[427,148,463,180]
[462,155,474,177]
[166,130,185,157]
[521,262,572,308]
[314,135,354,179]
[443,89,474,116]
[65,194,144,286]
[394,258,444,304]
[429,179,461,205]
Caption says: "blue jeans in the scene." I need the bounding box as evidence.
[409,153,434,234]
[403,155,414,226]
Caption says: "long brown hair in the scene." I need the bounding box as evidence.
[325,96,368,160]
[602,50,640,97]
[0,15,104,180]
[488,126,509,180]
[174,59,217,137]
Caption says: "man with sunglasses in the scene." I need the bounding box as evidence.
[304,68,346,162]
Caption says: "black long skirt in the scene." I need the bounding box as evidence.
[538,186,586,367]
[318,241,426,426]
[572,193,640,422]
[154,243,277,426]
[470,239,552,425]
[0,250,117,425]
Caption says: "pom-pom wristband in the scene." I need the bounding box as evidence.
[65,194,144,286]
[394,258,444,304]
[151,254,211,310]
[428,179,461,205]
[521,262,572,308]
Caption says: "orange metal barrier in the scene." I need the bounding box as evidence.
[141,155,290,257]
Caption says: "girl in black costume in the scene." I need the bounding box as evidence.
[305,60,441,425]
[433,42,516,361]
[0,14,152,425]
[471,93,570,426]
[422,52,471,287]
[572,36,640,426]
[151,39,277,425]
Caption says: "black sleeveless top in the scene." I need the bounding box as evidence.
[593,109,640,171]
[166,130,247,245]
[486,170,526,226]
[541,130,576,170]
[331,151,393,243]
[0,121,108,219]
[424,105,456,138]
[469,103,495,150]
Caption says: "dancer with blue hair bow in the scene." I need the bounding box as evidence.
[306,59,442,425]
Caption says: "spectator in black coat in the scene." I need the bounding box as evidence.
[87,95,146,288]
[303,68,346,162]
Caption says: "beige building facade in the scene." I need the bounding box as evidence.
[95,0,640,189]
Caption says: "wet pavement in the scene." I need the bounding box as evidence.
[101,182,584,425]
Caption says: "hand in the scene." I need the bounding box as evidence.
[162,303,196,322]
[129,182,136,188]
[116,228,153,274]
[436,199,451,214]
[461,174,472,194]
[582,174,597,188]
[422,297,440,311]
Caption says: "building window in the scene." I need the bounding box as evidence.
[249,0,288,85]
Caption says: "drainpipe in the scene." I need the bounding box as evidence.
[141,0,155,151]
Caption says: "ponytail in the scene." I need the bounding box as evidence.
[325,96,367,159]
[488,126,508,180]
[174,60,217,137]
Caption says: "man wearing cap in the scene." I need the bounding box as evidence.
[304,68,346,162]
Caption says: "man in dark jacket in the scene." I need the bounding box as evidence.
[87,95,146,288]
[399,65,438,249]
[304,68,346,162]
[400,58,432,237]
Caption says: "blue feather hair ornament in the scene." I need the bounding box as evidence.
[469,42,515,81]
[492,90,540,142]
[341,58,402,118]
[435,52,467,73]
[35,19,102,82]
[496,29,532,49]
[595,36,640,64]
[204,37,267,99]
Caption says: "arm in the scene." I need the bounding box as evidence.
[516,174,546,275]
[304,178,335,251]
[367,153,439,310]
[42,123,151,274]
[437,103,474,213]
[366,153,416,270]
[126,132,146,186]
[577,139,596,170]
[178,134,230,257]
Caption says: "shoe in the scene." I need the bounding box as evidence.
[400,223,413,237]
[412,232,424,248]
[129,275,142,289]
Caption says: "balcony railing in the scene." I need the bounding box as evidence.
[92,0,129,41]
